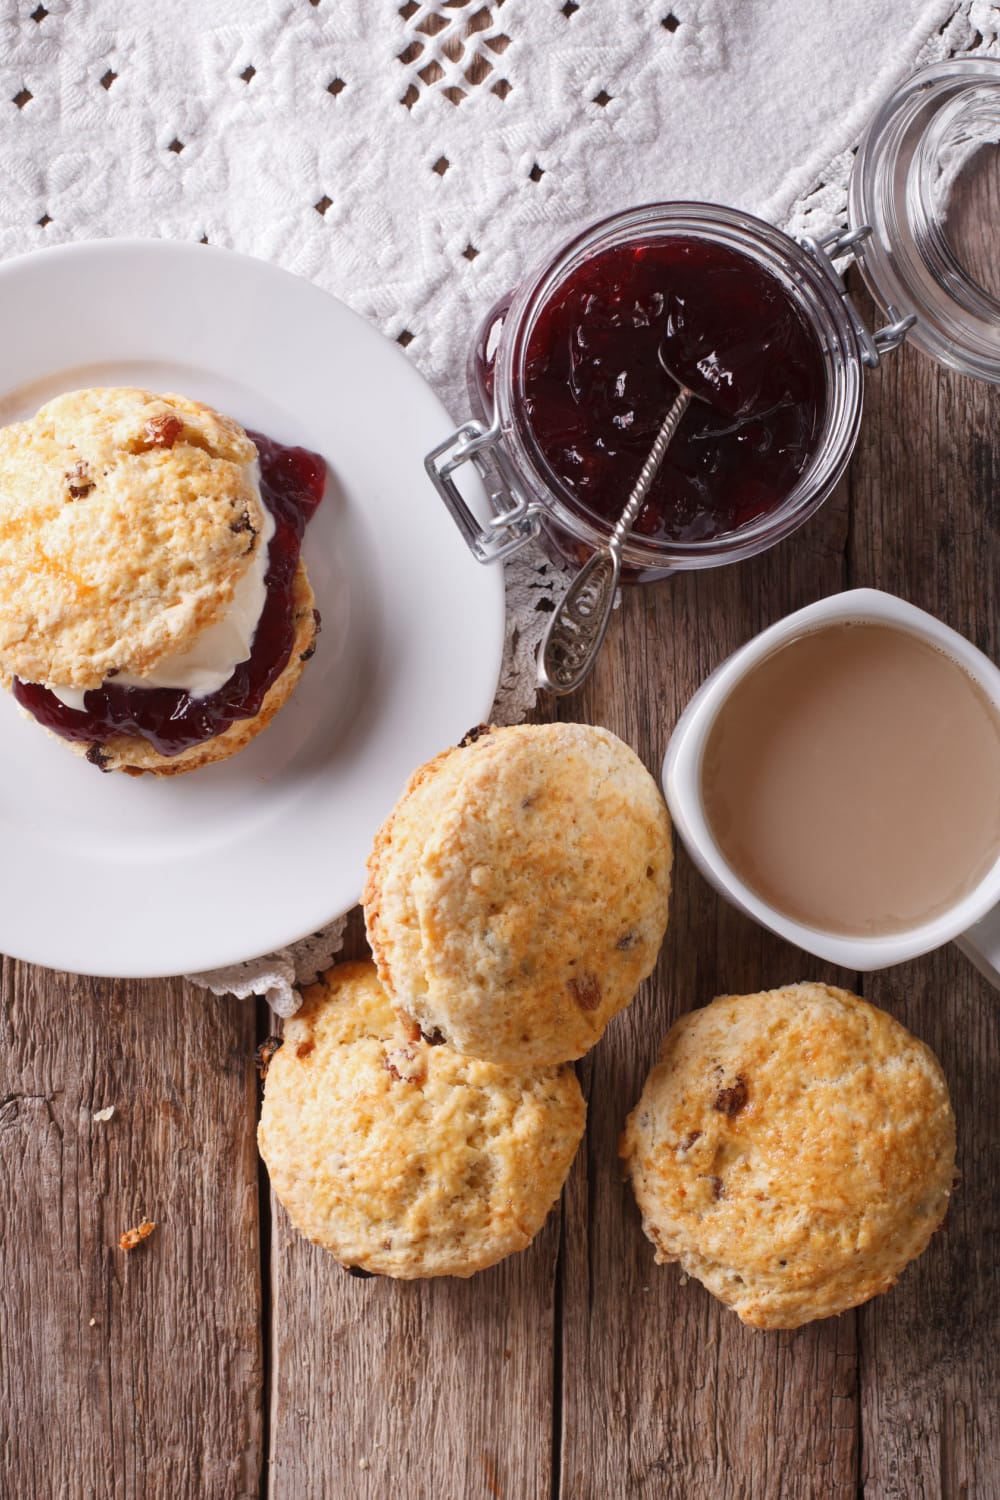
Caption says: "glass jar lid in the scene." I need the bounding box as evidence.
[849,58,1000,383]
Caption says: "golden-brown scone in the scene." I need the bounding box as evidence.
[70,564,319,776]
[258,961,586,1278]
[0,386,323,776]
[621,983,956,1329]
[0,387,263,691]
[364,723,672,1066]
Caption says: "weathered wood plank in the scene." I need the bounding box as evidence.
[268,1221,560,1500]
[0,963,262,1500]
[847,267,1000,1500]
[267,908,559,1500]
[12,186,998,1500]
[557,479,861,1499]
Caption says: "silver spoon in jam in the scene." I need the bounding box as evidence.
[537,347,699,696]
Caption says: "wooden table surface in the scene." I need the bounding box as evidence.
[3,230,999,1496]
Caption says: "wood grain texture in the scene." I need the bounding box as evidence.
[0,963,262,1500]
[941,142,1000,305]
[847,274,1000,1500]
[6,191,1000,1500]
[268,1218,559,1500]
[266,910,559,1500]
[555,479,863,1500]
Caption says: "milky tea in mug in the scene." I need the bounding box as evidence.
[700,621,1000,936]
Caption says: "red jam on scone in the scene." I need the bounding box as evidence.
[0,389,325,775]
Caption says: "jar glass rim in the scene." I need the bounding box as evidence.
[849,58,1000,384]
[492,201,864,571]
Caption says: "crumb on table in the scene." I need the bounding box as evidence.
[119,1219,156,1251]
[255,1036,283,1079]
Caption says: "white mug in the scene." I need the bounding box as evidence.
[662,587,1000,986]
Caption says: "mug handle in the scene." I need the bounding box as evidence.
[955,904,1000,990]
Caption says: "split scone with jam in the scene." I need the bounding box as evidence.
[0,386,324,775]
[364,722,672,1066]
[258,961,586,1278]
[621,983,956,1329]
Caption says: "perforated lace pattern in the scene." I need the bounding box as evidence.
[0,0,994,1006]
[782,2,1000,241]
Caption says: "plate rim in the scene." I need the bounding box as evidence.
[0,236,507,978]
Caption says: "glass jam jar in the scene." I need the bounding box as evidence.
[426,59,1000,581]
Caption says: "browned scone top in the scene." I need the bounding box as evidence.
[621,983,956,1329]
[0,387,263,692]
[258,961,586,1278]
[0,385,322,776]
[364,722,672,1066]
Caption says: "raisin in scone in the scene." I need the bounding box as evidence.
[621,983,956,1329]
[364,723,672,1066]
[258,961,586,1278]
[0,386,323,775]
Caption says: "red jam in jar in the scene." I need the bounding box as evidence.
[517,237,827,545]
[14,432,325,758]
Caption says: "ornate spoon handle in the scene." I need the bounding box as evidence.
[537,386,691,695]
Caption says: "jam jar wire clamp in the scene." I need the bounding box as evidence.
[425,418,542,563]
[803,225,916,367]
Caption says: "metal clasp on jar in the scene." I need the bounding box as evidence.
[425,417,542,563]
[801,225,916,366]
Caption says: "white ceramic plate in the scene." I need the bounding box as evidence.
[0,240,505,977]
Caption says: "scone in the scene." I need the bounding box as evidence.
[258,961,586,1278]
[621,983,956,1329]
[364,723,672,1066]
[0,387,324,775]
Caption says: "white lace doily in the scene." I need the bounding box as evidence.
[1,0,996,1009]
